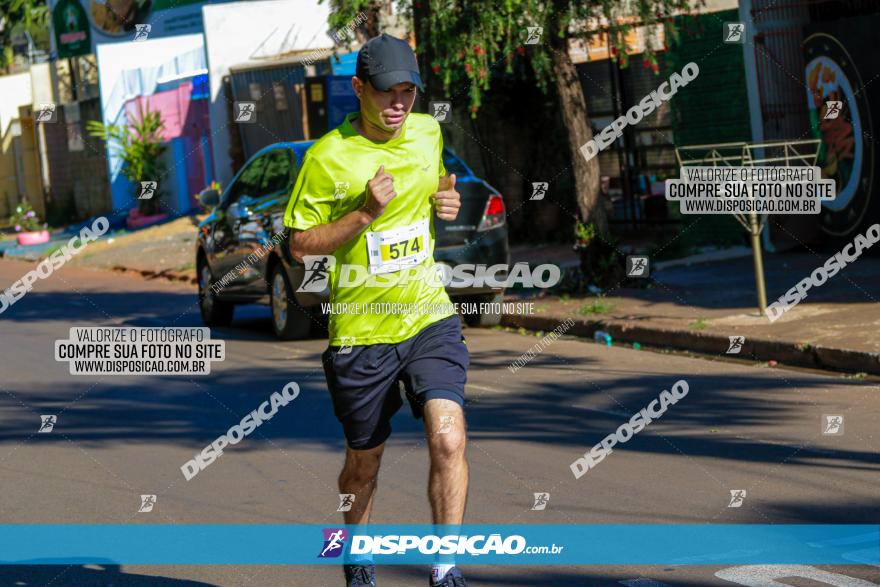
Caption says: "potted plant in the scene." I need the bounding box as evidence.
[11,201,50,245]
[573,219,622,289]
[87,102,168,228]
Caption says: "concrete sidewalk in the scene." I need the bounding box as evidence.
[0,211,131,261]
[59,215,199,284]
[504,248,880,375]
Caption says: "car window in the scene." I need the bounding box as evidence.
[260,149,293,195]
[226,154,269,205]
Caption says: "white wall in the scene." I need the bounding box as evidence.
[203,0,332,186]
[29,63,55,106]
[96,33,206,127]
[702,0,739,11]
[0,72,33,138]
[95,34,206,210]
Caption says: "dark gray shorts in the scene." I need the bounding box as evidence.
[321,316,469,450]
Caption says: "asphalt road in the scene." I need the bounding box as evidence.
[1,259,878,587]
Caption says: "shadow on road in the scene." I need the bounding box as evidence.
[4,337,877,488]
[379,564,740,586]
[0,563,749,587]
[2,287,878,527]
[0,562,217,586]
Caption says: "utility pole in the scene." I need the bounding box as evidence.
[68,57,79,101]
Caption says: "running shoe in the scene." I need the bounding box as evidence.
[344,563,377,587]
[431,566,467,587]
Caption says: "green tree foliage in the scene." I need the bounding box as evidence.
[324,0,696,240]
[326,0,699,289]
[87,102,167,215]
[0,0,50,71]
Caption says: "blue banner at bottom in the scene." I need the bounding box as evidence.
[0,525,877,565]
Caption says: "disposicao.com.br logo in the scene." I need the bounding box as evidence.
[318,528,348,558]
[297,256,561,292]
[318,529,564,560]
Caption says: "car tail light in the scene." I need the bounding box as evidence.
[477,194,506,231]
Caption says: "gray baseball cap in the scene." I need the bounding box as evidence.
[356,33,424,91]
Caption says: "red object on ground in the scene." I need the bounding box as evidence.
[16,230,51,246]
[126,209,170,229]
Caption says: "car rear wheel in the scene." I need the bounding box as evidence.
[198,261,234,327]
[462,292,504,327]
[270,265,312,340]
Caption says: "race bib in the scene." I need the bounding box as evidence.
[365,219,430,275]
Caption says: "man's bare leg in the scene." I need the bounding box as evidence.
[424,399,468,524]
[338,442,385,525]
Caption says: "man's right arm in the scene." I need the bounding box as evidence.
[288,208,373,262]
[288,165,397,262]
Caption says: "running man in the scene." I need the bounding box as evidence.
[284,33,470,587]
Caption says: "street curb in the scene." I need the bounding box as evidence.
[109,265,198,285]
[74,261,880,376]
[501,313,880,376]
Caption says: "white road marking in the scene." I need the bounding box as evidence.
[715,564,879,586]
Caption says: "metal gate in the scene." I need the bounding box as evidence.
[228,60,310,162]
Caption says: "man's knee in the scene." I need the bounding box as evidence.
[342,445,383,482]
[428,427,466,462]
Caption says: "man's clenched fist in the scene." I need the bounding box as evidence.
[362,165,396,220]
[432,174,461,221]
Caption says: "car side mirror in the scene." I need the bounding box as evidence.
[199,188,220,207]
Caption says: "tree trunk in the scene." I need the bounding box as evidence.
[412,0,433,109]
[549,35,608,238]
[363,0,382,38]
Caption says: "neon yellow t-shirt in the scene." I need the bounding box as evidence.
[283,112,455,346]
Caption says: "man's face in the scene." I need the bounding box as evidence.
[353,77,417,132]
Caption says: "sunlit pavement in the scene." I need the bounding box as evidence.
[1,260,878,586]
